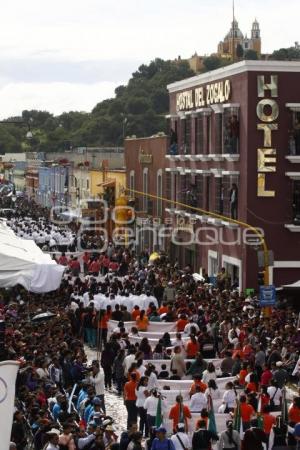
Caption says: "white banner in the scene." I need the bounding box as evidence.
[0,361,19,450]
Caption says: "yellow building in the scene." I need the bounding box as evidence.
[218,18,261,59]
[90,168,126,207]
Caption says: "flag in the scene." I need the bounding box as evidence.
[155,396,163,427]
[281,387,288,425]
[0,361,19,450]
[257,394,264,430]
[233,398,244,439]
[207,393,217,434]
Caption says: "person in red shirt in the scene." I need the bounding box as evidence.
[262,405,276,437]
[89,258,100,276]
[261,364,273,386]
[109,260,119,272]
[246,374,258,393]
[124,373,138,429]
[240,395,256,431]
[238,363,248,386]
[131,305,140,320]
[288,398,300,425]
[186,335,200,359]
[58,252,68,266]
[189,375,207,396]
[176,314,188,332]
[70,257,80,276]
[158,302,168,315]
[83,252,90,274]
[169,395,192,432]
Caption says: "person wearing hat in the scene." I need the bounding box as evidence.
[170,423,191,450]
[45,429,60,450]
[218,420,241,450]
[151,427,175,450]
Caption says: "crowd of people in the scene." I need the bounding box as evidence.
[2,200,300,450]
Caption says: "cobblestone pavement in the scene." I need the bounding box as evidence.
[85,347,127,435]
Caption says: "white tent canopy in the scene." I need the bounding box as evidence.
[0,222,65,293]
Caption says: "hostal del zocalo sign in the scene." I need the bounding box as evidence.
[176,80,231,112]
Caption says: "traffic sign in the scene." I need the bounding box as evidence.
[259,285,276,307]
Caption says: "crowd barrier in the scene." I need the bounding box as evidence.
[108,320,177,334]
[145,358,223,374]
[156,376,235,392]
[128,335,190,348]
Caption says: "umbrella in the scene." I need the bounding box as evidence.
[31,312,56,322]
[149,252,160,262]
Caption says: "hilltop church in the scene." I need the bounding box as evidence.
[217,18,261,58]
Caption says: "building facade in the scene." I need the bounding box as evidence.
[218,19,261,59]
[124,135,168,253]
[165,60,300,289]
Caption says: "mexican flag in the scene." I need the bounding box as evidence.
[233,398,244,438]
[155,397,163,427]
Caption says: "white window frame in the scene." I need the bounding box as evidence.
[143,168,148,212]
[208,250,218,277]
[222,255,242,291]
[157,169,163,216]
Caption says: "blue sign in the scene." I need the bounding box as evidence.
[259,285,276,307]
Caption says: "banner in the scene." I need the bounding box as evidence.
[0,361,19,450]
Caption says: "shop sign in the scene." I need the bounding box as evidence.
[176,79,231,111]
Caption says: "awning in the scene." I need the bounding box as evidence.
[97,179,116,188]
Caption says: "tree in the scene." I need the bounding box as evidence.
[236,44,244,59]
[203,55,222,72]
[270,47,300,61]
[244,49,258,60]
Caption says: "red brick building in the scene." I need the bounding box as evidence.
[165,60,300,290]
[124,135,168,253]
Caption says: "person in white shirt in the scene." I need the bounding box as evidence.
[171,423,191,450]
[190,385,208,413]
[220,382,236,413]
[135,376,149,437]
[202,362,217,384]
[267,382,282,407]
[184,319,200,336]
[204,379,221,400]
[144,389,166,430]
[87,361,106,412]
[45,429,60,450]
[124,348,136,375]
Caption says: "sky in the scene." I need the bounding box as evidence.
[0,0,299,119]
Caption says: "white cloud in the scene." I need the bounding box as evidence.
[0,81,119,118]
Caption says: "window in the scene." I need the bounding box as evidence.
[86,179,89,190]
[195,116,204,154]
[143,168,148,212]
[206,115,212,154]
[215,113,223,154]
[289,112,300,155]
[194,174,203,209]
[222,176,239,219]
[214,177,224,214]
[157,170,163,216]
[184,117,191,154]
[129,170,135,196]
[205,176,211,211]
[223,107,240,154]
[171,172,178,208]
[293,180,300,222]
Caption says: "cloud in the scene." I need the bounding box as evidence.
[0,81,119,118]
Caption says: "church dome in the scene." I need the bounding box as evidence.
[225,19,244,40]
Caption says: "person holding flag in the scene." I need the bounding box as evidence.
[169,395,192,433]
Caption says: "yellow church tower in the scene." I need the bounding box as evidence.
[251,19,261,55]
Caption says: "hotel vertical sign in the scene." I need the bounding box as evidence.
[256,75,279,197]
